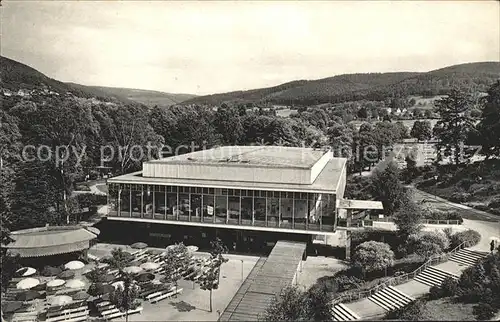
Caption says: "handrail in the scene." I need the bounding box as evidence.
[332,240,470,305]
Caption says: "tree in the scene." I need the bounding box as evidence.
[424,109,433,119]
[162,243,191,297]
[394,121,409,140]
[214,105,244,144]
[434,89,476,165]
[197,238,229,312]
[352,241,394,274]
[260,285,332,321]
[477,81,500,159]
[370,162,408,216]
[109,272,139,321]
[104,248,134,270]
[410,120,432,142]
[357,107,368,119]
[393,197,423,237]
[408,230,450,258]
[385,300,426,320]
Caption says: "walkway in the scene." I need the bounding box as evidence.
[218,241,307,321]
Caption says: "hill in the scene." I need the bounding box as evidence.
[0,56,195,107]
[78,86,197,107]
[0,56,138,105]
[183,62,500,106]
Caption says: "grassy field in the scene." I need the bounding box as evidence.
[421,298,475,320]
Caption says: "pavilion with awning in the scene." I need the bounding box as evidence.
[2,225,99,259]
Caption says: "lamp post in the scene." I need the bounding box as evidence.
[434,175,438,202]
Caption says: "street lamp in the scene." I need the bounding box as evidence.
[434,175,438,202]
[241,260,244,281]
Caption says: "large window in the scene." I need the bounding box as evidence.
[321,194,335,232]
[308,194,321,231]
[294,197,308,230]
[178,191,190,221]
[267,197,279,227]
[154,186,166,220]
[241,195,253,225]
[190,194,202,222]
[131,185,142,218]
[143,185,153,219]
[108,184,119,216]
[119,185,130,217]
[166,189,178,220]
[215,195,227,223]
[280,191,293,228]
[203,193,215,223]
[228,196,240,224]
[254,196,266,227]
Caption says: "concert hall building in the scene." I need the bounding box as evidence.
[104,146,379,254]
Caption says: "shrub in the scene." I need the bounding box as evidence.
[428,285,443,300]
[352,241,395,273]
[408,230,450,257]
[440,276,459,297]
[450,230,481,249]
[385,299,426,320]
[450,192,472,203]
[473,303,495,320]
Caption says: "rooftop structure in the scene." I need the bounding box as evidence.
[2,226,100,258]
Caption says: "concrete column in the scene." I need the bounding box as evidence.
[346,209,352,227]
[345,230,352,261]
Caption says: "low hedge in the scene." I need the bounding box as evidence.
[449,229,481,249]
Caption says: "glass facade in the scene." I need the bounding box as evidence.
[108,183,336,232]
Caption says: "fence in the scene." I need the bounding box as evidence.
[358,218,462,226]
[331,240,471,305]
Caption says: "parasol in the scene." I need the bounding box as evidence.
[49,295,73,306]
[140,262,160,271]
[16,267,37,277]
[64,260,85,270]
[58,270,75,280]
[123,266,143,274]
[65,279,86,289]
[131,242,148,249]
[16,278,40,290]
[15,290,40,301]
[135,272,155,283]
[47,279,66,288]
[187,245,199,253]
[41,266,62,277]
[72,291,90,301]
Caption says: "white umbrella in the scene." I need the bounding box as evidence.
[187,245,199,253]
[49,295,73,306]
[16,278,40,290]
[47,279,65,288]
[16,267,37,277]
[65,279,85,289]
[112,281,124,289]
[64,261,85,270]
[140,262,160,271]
[123,266,143,274]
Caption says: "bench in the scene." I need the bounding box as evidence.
[150,288,183,304]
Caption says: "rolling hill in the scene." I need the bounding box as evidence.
[76,86,197,107]
[0,56,195,107]
[183,62,500,106]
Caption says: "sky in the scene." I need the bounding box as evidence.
[1,1,499,95]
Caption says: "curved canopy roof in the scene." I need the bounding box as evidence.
[2,226,99,258]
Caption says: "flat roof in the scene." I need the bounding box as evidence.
[148,146,327,169]
[108,157,346,193]
[219,241,307,321]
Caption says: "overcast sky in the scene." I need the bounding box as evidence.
[2,1,499,95]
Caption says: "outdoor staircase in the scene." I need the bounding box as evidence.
[414,266,459,287]
[448,248,488,267]
[332,303,360,321]
[367,285,414,312]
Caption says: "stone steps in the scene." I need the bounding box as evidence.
[367,286,414,312]
[332,303,360,321]
[414,266,459,287]
[449,248,487,267]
